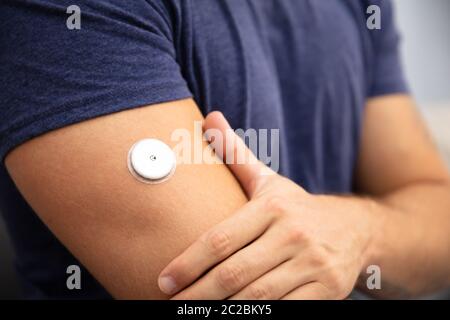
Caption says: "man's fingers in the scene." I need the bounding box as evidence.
[203,111,273,198]
[281,282,331,300]
[158,198,274,295]
[171,229,291,300]
[229,259,314,300]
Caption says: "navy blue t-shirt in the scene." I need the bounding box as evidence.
[0,0,407,299]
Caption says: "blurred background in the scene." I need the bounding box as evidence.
[0,0,449,299]
[396,0,450,169]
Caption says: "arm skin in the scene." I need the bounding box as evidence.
[5,98,247,299]
[354,95,450,298]
[158,95,450,300]
[6,94,450,299]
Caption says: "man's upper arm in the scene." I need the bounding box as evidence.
[354,94,450,195]
[5,98,247,298]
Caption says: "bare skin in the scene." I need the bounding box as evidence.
[6,95,450,299]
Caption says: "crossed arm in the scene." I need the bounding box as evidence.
[5,95,450,299]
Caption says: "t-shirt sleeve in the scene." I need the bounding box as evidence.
[0,0,192,161]
[367,0,409,97]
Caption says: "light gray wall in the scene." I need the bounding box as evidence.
[393,0,450,107]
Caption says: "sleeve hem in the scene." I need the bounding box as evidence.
[367,79,409,98]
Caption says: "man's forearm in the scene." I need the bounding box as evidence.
[357,181,450,298]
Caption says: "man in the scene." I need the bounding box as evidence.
[0,0,449,299]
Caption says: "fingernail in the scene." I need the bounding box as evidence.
[158,275,177,295]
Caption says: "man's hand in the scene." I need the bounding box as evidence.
[157,112,379,300]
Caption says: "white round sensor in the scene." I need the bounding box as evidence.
[128,138,176,183]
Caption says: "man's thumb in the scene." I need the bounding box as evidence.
[203,111,272,198]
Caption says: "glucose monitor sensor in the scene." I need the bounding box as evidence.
[128,138,176,184]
